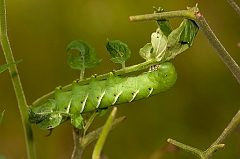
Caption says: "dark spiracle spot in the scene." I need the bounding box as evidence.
[165,74,168,77]
[64,107,67,110]
[148,88,152,90]
[131,92,134,95]
[80,101,83,104]
[47,125,53,129]
[97,96,99,99]
[114,94,116,96]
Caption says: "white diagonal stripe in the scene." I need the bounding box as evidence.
[112,91,123,105]
[129,90,139,102]
[66,99,72,113]
[147,88,153,98]
[80,94,88,113]
[96,91,105,108]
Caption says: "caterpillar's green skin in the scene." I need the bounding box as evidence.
[29,62,177,129]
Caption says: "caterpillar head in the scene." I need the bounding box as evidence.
[37,113,63,130]
[28,100,64,130]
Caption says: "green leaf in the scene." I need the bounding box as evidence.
[151,30,168,59]
[0,59,22,73]
[154,7,172,37]
[179,19,199,47]
[71,114,84,129]
[139,29,167,61]
[0,110,5,125]
[67,40,102,70]
[139,43,153,60]
[153,19,198,62]
[106,40,131,64]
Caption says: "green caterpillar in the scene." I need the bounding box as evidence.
[29,62,177,130]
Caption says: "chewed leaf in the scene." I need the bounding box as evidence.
[0,60,22,73]
[0,110,5,125]
[67,40,102,70]
[106,40,131,64]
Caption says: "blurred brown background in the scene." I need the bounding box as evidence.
[0,0,239,158]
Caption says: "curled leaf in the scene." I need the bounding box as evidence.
[67,40,102,70]
[139,29,167,61]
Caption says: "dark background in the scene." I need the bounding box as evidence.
[0,0,239,158]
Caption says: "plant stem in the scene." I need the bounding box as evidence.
[84,112,98,136]
[168,109,240,159]
[227,0,240,15]
[194,12,240,84]
[167,138,205,158]
[207,110,240,150]
[71,116,126,159]
[92,107,117,159]
[80,69,85,81]
[122,62,125,69]
[71,128,83,159]
[71,112,99,158]
[129,10,196,22]
[0,0,35,159]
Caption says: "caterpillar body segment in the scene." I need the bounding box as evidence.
[29,62,177,130]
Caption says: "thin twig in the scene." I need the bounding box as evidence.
[71,128,83,159]
[194,12,240,84]
[210,110,240,146]
[227,0,240,15]
[0,0,35,158]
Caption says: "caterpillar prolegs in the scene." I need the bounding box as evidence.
[28,62,177,130]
